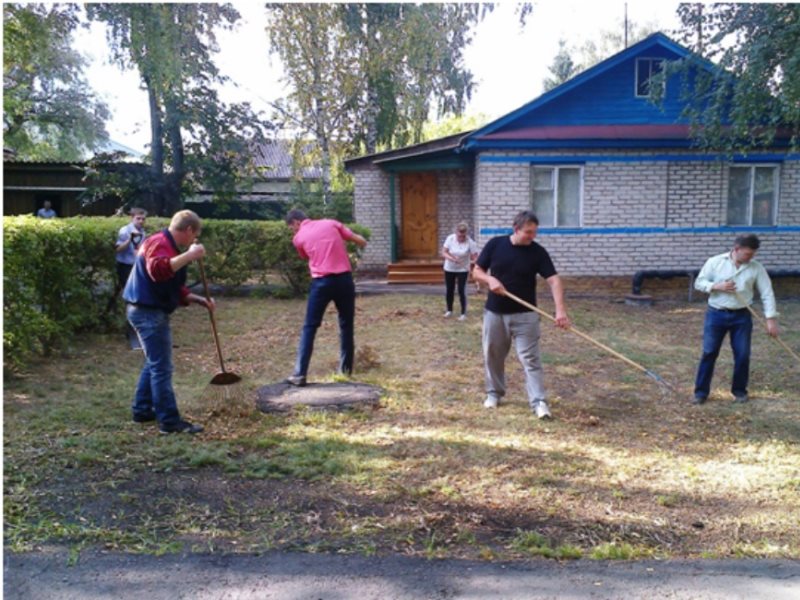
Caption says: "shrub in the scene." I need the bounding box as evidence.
[3,216,370,371]
[3,216,132,371]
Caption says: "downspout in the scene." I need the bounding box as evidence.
[389,174,397,263]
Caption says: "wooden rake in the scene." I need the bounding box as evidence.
[198,259,242,386]
[734,292,800,366]
[503,291,675,392]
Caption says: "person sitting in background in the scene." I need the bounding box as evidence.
[36,200,57,218]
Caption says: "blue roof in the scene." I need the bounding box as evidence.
[462,32,719,150]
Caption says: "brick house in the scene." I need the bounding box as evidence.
[344,33,800,283]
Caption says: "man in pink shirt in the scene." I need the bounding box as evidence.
[285,209,368,386]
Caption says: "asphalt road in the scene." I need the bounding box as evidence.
[4,547,799,599]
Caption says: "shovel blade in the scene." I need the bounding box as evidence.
[210,372,242,386]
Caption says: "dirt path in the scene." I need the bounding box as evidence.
[4,547,799,599]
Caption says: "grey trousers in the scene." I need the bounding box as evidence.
[482,309,546,405]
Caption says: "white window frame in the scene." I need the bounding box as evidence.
[530,165,584,228]
[726,163,780,226]
[635,57,665,98]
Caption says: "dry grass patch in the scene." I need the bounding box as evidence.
[4,292,800,560]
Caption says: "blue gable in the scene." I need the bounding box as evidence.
[502,46,687,128]
[463,33,717,149]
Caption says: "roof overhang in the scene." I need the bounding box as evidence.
[344,131,473,172]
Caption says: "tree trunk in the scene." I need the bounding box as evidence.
[363,5,380,154]
[164,98,184,215]
[146,78,167,215]
[365,78,379,155]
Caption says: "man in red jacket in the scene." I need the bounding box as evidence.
[123,210,214,434]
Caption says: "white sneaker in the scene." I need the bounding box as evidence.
[444,311,453,318]
[483,395,498,409]
[533,400,552,420]
[458,314,467,321]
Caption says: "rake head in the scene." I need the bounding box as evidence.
[210,371,242,386]
[645,369,676,394]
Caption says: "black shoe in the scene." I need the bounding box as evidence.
[285,375,307,387]
[132,412,156,423]
[733,394,749,403]
[159,420,203,434]
[692,395,707,405]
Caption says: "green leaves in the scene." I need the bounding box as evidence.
[265,3,491,174]
[2,4,109,160]
[2,216,369,371]
[674,3,800,151]
[86,4,269,215]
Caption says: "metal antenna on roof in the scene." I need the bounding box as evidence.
[624,2,629,48]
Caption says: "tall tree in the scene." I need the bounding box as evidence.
[264,4,360,206]
[673,3,800,151]
[339,3,490,152]
[3,4,109,161]
[542,39,579,91]
[265,3,501,203]
[86,4,268,215]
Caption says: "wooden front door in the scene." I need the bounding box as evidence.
[400,172,438,258]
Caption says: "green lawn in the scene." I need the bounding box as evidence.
[4,292,799,560]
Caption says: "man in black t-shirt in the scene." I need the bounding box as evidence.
[472,210,571,419]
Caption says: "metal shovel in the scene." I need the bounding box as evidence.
[198,258,242,386]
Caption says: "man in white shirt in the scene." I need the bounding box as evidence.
[692,234,778,405]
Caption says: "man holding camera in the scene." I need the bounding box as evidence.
[115,207,148,288]
[112,208,148,346]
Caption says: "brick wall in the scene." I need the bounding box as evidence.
[666,161,726,227]
[780,160,800,224]
[537,231,799,276]
[473,150,800,275]
[353,151,799,274]
[584,162,668,227]
[352,163,393,270]
[436,169,474,247]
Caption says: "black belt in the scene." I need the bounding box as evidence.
[711,306,748,313]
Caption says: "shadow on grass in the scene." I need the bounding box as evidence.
[7,427,797,558]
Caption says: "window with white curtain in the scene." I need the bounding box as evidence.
[727,165,779,226]
[530,166,582,227]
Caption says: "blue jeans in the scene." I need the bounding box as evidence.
[127,305,181,427]
[294,272,355,377]
[694,307,753,399]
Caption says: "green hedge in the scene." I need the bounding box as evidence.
[3,216,369,371]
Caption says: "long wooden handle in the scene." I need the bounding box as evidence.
[503,291,653,376]
[198,259,227,374]
[735,294,800,364]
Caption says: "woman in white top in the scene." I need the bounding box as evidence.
[441,222,479,321]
